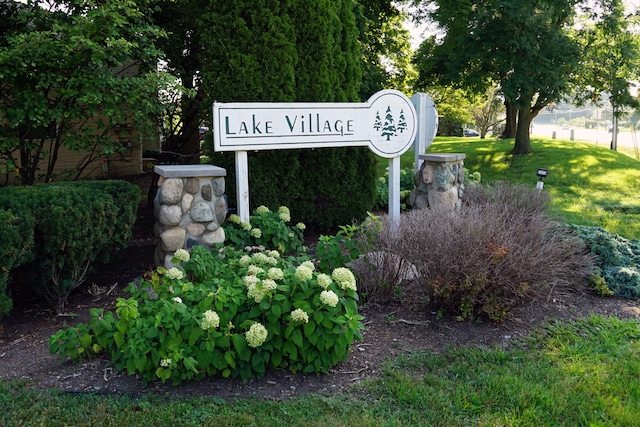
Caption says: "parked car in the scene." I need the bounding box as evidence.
[463,128,479,137]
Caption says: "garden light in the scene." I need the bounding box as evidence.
[536,168,549,191]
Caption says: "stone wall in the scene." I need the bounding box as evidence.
[410,153,466,211]
[153,165,227,268]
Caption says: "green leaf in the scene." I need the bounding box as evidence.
[303,321,316,337]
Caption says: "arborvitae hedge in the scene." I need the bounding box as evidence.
[200,0,376,230]
[0,180,139,316]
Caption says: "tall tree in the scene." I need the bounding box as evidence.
[355,0,416,99]
[413,0,581,154]
[0,0,168,184]
[572,0,640,150]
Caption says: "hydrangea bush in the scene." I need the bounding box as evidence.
[223,205,305,254]
[50,245,364,385]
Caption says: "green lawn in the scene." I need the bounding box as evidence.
[379,136,640,239]
[3,315,640,426]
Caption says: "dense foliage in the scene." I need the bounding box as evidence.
[0,180,139,314]
[50,242,364,384]
[570,225,640,299]
[198,0,376,230]
[0,0,170,184]
[0,209,34,318]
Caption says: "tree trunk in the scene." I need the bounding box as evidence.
[501,100,517,138]
[511,107,533,155]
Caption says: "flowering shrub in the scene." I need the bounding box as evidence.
[223,205,305,254]
[49,245,364,385]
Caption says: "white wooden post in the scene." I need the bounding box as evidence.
[410,93,438,170]
[388,156,401,236]
[235,151,250,223]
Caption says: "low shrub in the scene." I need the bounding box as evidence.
[0,209,34,319]
[570,225,640,299]
[223,205,305,255]
[365,182,594,321]
[373,166,414,211]
[50,246,364,384]
[0,180,140,313]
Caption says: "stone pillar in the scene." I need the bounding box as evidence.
[153,165,227,268]
[410,153,466,211]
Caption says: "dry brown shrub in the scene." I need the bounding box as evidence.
[355,182,594,321]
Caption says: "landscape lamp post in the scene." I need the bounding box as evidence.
[536,168,549,191]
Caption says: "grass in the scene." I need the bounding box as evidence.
[3,136,640,425]
[378,136,640,239]
[3,315,640,426]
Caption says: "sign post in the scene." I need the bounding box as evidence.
[213,90,418,231]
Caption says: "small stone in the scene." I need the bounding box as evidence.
[185,178,199,194]
[215,196,227,224]
[421,163,435,184]
[190,201,214,222]
[160,178,183,204]
[428,187,458,210]
[159,204,182,226]
[202,228,225,245]
[212,177,225,196]
[187,222,205,237]
[181,193,194,214]
[206,221,219,231]
[201,184,212,201]
[160,227,186,252]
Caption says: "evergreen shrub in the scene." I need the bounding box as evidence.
[206,147,377,231]
[0,180,139,313]
[0,209,34,319]
[570,225,640,299]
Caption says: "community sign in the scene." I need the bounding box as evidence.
[213,90,417,159]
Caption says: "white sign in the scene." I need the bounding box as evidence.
[212,90,422,235]
[214,90,417,158]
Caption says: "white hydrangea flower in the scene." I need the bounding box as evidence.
[160,358,172,368]
[172,248,190,264]
[278,206,291,222]
[295,265,313,281]
[228,214,241,224]
[250,228,262,238]
[332,267,357,291]
[262,278,277,291]
[247,283,265,303]
[320,290,339,307]
[246,323,268,348]
[290,308,309,323]
[172,297,183,304]
[239,255,253,267]
[267,267,284,281]
[243,275,260,288]
[247,265,264,275]
[201,310,220,331]
[265,256,278,265]
[241,221,252,231]
[296,222,306,230]
[252,252,270,264]
[268,250,280,259]
[317,273,332,289]
[166,267,184,280]
[256,205,270,215]
[301,260,315,271]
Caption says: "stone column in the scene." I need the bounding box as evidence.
[153,165,227,268]
[410,153,466,211]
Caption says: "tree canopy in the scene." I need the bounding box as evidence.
[0,0,170,184]
[413,0,582,154]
